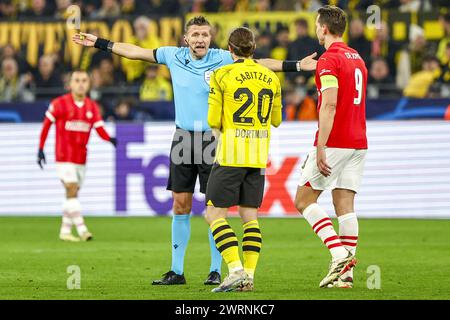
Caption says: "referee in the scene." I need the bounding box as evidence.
[73,16,318,285]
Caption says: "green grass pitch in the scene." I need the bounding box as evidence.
[0,217,449,300]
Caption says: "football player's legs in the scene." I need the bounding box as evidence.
[239,169,263,282]
[76,164,86,188]
[198,162,223,277]
[205,166,244,275]
[56,163,89,240]
[332,188,358,281]
[169,191,193,277]
[239,206,260,282]
[172,191,193,214]
[333,150,367,279]
[335,149,367,197]
[167,161,196,276]
[296,150,352,264]
[60,182,77,238]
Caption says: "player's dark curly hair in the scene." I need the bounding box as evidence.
[185,16,211,33]
[228,27,256,58]
[318,5,347,37]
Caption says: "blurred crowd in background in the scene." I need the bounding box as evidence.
[0,0,450,122]
[1,0,449,17]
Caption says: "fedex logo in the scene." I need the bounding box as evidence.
[115,124,300,216]
[115,124,208,215]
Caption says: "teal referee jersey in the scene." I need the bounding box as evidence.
[155,46,234,131]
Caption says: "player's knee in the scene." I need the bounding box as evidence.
[66,185,78,198]
[295,199,312,214]
[172,200,191,214]
[332,198,352,215]
[204,209,214,225]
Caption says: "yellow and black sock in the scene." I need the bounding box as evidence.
[242,220,262,279]
[210,218,243,272]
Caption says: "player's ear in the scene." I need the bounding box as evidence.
[184,36,188,45]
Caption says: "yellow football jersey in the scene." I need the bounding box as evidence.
[208,59,282,168]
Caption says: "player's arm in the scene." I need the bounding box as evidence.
[256,52,318,72]
[92,104,117,147]
[37,104,57,169]
[72,32,156,63]
[208,71,224,137]
[271,82,283,128]
[316,76,339,177]
[94,121,117,147]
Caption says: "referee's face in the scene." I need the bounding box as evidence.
[185,25,212,59]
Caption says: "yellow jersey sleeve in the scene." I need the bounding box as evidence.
[208,70,224,130]
[271,79,282,127]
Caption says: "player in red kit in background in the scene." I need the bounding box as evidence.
[294,6,368,289]
[37,70,117,242]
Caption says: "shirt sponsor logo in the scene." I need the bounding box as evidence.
[65,121,90,132]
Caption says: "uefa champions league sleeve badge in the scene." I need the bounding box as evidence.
[204,70,212,85]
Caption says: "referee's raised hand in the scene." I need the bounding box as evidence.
[72,32,97,47]
[37,149,46,169]
[299,52,318,71]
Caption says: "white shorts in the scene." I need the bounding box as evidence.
[56,162,86,186]
[299,148,367,193]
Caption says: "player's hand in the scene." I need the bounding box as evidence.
[72,32,97,47]
[37,149,46,169]
[299,52,318,71]
[110,137,117,148]
[316,146,331,177]
[211,128,221,139]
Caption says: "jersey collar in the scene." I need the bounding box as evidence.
[328,41,347,50]
[69,93,86,108]
[233,58,257,65]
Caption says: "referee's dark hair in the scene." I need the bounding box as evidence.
[228,27,256,58]
[317,5,347,37]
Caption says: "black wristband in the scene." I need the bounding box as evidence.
[107,41,114,53]
[94,37,112,52]
[282,60,299,72]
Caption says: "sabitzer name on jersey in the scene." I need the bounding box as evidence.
[235,71,273,85]
[235,128,268,139]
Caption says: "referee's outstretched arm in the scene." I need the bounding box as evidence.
[73,32,319,72]
[72,32,156,63]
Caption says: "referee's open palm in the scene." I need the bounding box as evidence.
[72,32,97,47]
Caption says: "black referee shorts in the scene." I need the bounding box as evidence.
[167,127,216,194]
[205,163,265,208]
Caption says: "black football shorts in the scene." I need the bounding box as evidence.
[167,127,216,194]
[205,163,265,208]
